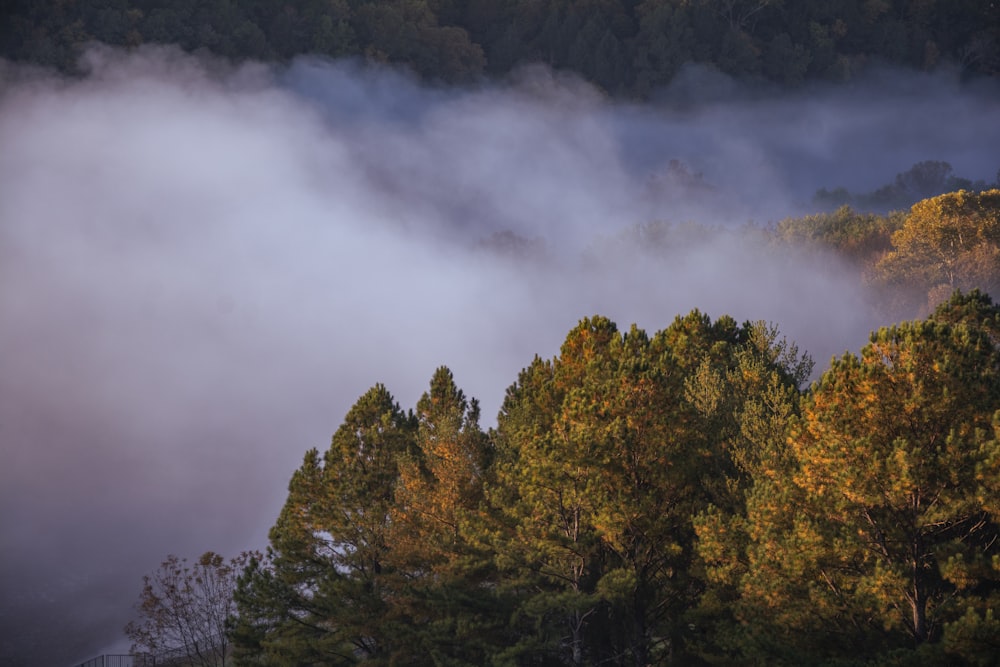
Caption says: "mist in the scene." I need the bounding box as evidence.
[1,45,998,665]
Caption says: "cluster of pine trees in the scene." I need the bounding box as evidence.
[4,0,998,94]
[229,286,1000,666]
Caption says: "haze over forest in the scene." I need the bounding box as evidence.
[2,4,1000,664]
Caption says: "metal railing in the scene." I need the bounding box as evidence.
[73,656,141,667]
[74,646,224,667]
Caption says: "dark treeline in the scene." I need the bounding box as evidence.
[3,0,999,95]
[230,291,1000,666]
[812,160,1000,213]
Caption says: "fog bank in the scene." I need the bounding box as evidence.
[1,46,998,665]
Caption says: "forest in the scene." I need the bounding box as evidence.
[221,287,1000,666]
[3,0,999,95]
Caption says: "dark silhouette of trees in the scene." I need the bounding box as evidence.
[3,0,997,93]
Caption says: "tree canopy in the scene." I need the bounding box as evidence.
[876,190,1000,313]
[696,290,1000,665]
[4,0,998,94]
[226,294,1000,665]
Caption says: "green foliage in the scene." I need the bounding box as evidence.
[387,366,501,664]
[771,205,902,266]
[696,299,1000,665]
[232,384,416,665]
[631,0,697,95]
[354,0,484,81]
[488,312,810,664]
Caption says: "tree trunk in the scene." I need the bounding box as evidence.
[632,598,648,667]
[570,612,584,667]
[910,559,928,645]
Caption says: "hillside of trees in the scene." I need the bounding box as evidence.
[3,0,998,95]
[217,287,1000,666]
[122,190,1000,665]
[114,189,1000,664]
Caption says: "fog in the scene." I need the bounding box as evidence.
[1,45,998,665]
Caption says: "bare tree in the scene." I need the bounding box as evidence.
[125,551,253,667]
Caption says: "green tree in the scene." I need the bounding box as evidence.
[387,366,501,664]
[762,32,810,84]
[775,205,901,262]
[490,342,606,665]
[699,297,1000,664]
[490,312,811,665]
[631,0,697,95]
[354,0,484,82]
[707,0,781,33]
[231,384,415,666]
[682,318,812,662]
[393,367,490,570]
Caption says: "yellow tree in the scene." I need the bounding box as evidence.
[876,189,1000,313]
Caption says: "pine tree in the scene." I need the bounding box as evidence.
[488,313,809,665]
[232,384,415,666]
[701,299,1000,664]
[387,366,501,664]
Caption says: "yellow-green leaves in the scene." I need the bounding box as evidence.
[707,302,1000,663]
[877,190,1000,313]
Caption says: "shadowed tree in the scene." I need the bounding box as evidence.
[231,384,415,666]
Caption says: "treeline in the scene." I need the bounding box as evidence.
[3,0,998,94]
[811,160,1000,213]
[229,289,1000,665]
[775,189,1000,316]
[594,188,1000,319]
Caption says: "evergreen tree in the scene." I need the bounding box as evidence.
[232,384,415,666]
[388,366,502,664]
[698,299,1000,664]
[489,312,810,665]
